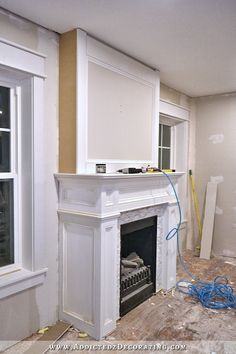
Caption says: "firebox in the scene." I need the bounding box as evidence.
[120,216,157,316]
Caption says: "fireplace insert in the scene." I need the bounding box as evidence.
[120,216,157,316]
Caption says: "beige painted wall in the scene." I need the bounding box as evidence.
[0,9,59,346]
[195,94,236,257]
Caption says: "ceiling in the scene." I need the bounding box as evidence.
[0,0,236,97]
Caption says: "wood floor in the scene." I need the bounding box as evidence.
[111,251,236,341]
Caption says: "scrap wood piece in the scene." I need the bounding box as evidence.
[23,321,71,354]
[200,182,217,260]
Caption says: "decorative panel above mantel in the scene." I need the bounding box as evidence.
[59,29,160,173]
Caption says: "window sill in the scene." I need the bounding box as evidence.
[0,268,48,299]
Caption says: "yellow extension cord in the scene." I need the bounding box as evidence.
[189,170,202,244]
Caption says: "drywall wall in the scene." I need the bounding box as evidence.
[0,9,59,347]
[195,93,236,257]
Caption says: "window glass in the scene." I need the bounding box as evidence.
[162,125,171,147]
[158,124,162,146]
[0,180,14,267]
[0,86,10,129]
[0,132,10,172]
[158,147,162,168]
[158,123,171,169]
[162,148,171,169]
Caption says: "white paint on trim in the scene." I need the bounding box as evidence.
[208,134,224,144]
[210,175,224,184]
[159,99,189,121]
[0,268,47,299]
[0,39,46,78]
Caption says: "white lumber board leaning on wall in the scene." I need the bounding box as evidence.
[200,182,217,260]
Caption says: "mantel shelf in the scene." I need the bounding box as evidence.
[55,171,184,180]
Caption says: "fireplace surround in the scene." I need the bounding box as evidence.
[55,172,182,340]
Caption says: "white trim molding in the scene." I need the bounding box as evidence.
[159,99,190,243]
[0,268,47,299]
[0,39,48,298]
[160,99,190,121]
[56,172,182,340]
[0,38,46,78]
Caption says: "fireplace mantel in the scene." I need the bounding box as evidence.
[55,172,182,340]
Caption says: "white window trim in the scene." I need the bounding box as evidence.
[0,39,48,299]
[159,99,189,171]
[159,99,190,121]
[159,99,190,223]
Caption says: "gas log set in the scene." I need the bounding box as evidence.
[120,252,153,316]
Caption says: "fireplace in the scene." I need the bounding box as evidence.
[56,172,182,339]
[120,216,157,316]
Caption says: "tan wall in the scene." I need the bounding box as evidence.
[195,93,236,257]
[59,30,77,172]
[0,9,59,346]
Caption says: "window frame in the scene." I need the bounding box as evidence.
[159,98,190,226]
[0,38,47,299]
[0,81,21,275]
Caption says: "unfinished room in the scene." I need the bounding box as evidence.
[0,1,235,353]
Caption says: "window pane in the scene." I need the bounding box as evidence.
[159,124,162,146]
[162,125,171,147]
[162,148,170,169]
[158,147,162,168]
[0,180,14,267]
[0,132,10,172]
[0,86,10,129]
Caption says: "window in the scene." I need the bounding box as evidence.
[0,38,47,299]
[158,123,171,169]
[0,85,16,269]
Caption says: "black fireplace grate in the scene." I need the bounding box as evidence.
[120,265,154,316]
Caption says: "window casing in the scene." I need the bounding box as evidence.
[0,38,48,299]
[158,113,188,172]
